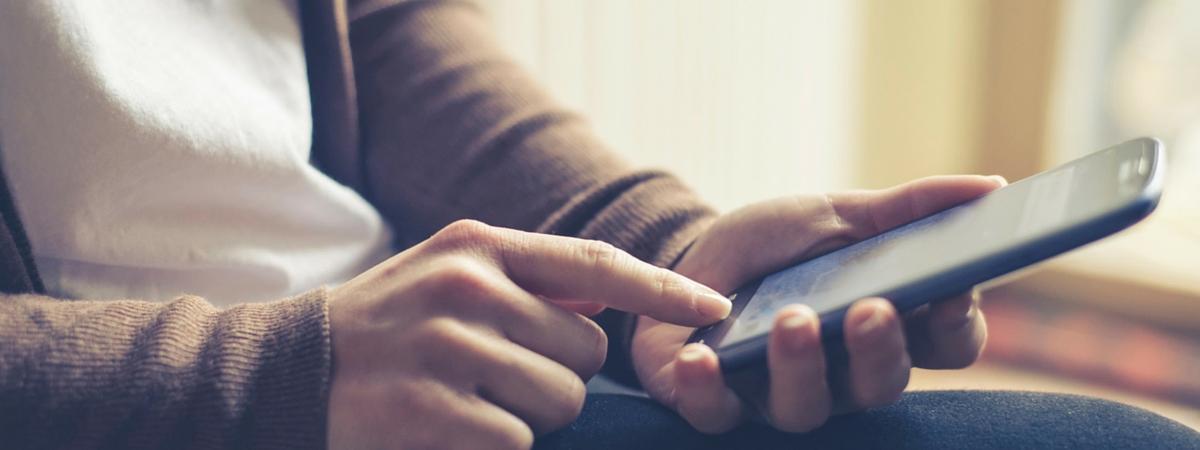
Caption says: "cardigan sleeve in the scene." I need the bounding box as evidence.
[0,288,333,449]
[347,0,719,385]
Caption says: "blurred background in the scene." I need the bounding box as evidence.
[476,0,1200,429]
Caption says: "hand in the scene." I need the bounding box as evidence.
[632,175,1006,433]
[325,220,731,450]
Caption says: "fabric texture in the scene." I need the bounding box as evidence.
[0,0,717,446]
[0,0,394,305]
[0,288,333,449]
[538,391,1200,450]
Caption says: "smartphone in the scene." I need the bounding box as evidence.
[688,138,1165,372]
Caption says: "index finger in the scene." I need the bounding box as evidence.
[493,229,731,326]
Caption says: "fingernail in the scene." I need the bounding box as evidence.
[856,304,888,337]
[696,291,733,319]
[989,175,1008,186]
[780,308,816,352]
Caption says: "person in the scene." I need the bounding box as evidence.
[0,1,1195,449]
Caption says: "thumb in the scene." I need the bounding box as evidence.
[847,175,1006,233]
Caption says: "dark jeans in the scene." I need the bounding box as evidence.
[536,391,1200,449]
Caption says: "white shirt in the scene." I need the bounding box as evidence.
[0,0,393,305]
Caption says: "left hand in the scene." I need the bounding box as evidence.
[631,175,1006,433]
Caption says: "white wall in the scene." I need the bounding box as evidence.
[1051,0,1199,214]
[475,0,859,211]
[1045,0,1142,164]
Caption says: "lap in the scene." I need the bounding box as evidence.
[536,390,1200,450]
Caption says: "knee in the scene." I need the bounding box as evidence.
[857,391,1200,449]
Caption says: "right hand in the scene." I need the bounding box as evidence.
[325,220,732,450]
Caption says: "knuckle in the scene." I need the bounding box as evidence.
[492,422,534,450]
[943,316,987,369]
[414,317,477,352]
[689,414,738,435]
[542,375,588,432]
[940,344,984,369]
[391,383,451,448]
[424,257,499,299]
[647,268,702,318]
[432,219,499,249]
[772,411,829,434]
[577,320,609,378]
[651,268,690,301]
[820,192,860,236]
[563,376,589,423]
[375,257,405,280]
[856,379,907,409]
[850,350,911,409]
[579,239,623,273]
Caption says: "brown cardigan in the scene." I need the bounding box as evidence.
[0,1,716,448]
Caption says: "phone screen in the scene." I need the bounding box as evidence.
[708,141,1154,350]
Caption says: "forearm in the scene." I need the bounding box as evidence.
[346,0,717,259]
[0,289,331,449]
